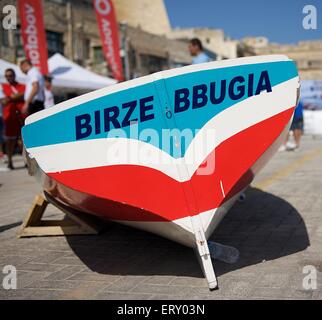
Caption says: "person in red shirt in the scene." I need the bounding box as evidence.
[0,69,25,170]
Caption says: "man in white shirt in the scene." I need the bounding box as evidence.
[20,59,45,115]
[44,76,55,109]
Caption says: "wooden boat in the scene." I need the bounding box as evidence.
[22,55,300,289]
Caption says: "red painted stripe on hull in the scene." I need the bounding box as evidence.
[47,107,294,221]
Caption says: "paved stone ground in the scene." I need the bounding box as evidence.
[0,135,321,300]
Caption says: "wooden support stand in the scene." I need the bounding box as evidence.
[18,192,102,238]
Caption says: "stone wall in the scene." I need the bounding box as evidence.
[238,37,322,80]
[113,0,171,35]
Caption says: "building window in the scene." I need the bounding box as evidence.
[14,26,24,59]
[1,30,9,47]
[46,30,64,57]
[83,38,91,60]
[140,54,168,75]
[308,60,322,68]
[48,0,66,4]
[93,46,104,64]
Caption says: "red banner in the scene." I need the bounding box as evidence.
[18,0,49,75]
[93,0,124,81]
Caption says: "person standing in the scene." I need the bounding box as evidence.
[19,59,45,115]
[188,38,212,64]
[279,100,304,152]
[44,75,55,109]
[290,100,304,150]
[0,69,25,170]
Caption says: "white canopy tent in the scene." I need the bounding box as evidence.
[304,110,322,136]
[48,53,117,90]
[1,54,117,91]
[0,58,27,83]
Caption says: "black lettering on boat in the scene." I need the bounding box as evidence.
[74,71,273,140]
[122,100,138,127]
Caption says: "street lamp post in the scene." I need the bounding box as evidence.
[120,22,130,81]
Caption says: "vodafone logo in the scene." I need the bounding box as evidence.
[94,0,111,16]
[23,3,40,67]
[17,0,48,74]
[94,0,124,81]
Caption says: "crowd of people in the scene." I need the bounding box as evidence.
[0,59,54,170]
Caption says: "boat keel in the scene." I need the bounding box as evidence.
[192,220,218,290]
[194,239,218,290]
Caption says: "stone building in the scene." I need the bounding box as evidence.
[0,0,192,79]
[113,0,171,36]
[238,37,322,80]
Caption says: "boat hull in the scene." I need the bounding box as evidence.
[22,55,299,245]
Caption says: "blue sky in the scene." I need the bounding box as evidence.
[164,0,322,44]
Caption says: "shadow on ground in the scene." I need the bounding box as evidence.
[0,222,22,233]
[66,187,310,279]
